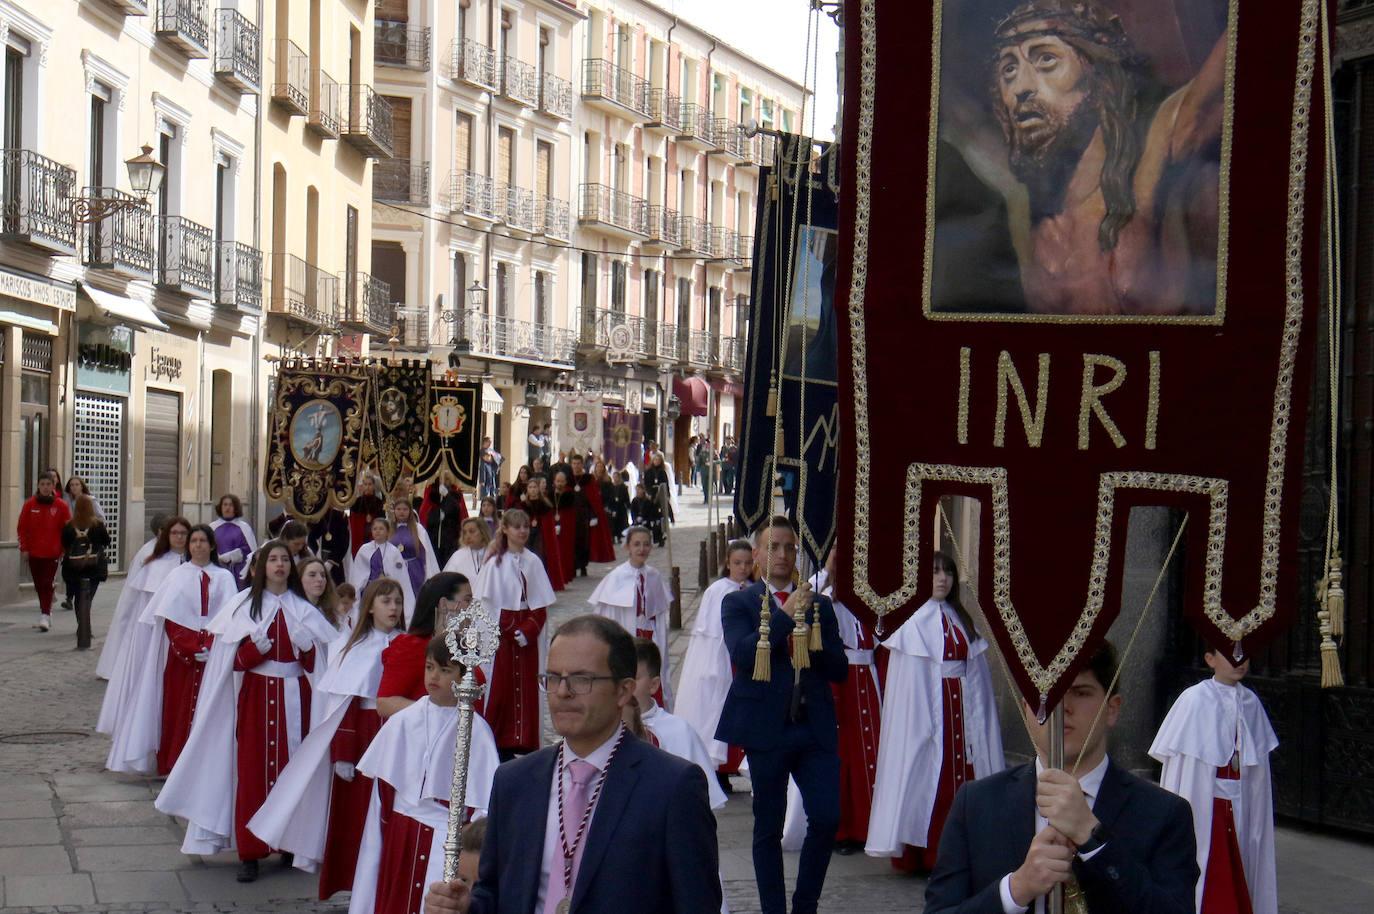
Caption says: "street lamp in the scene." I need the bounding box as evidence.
[666,394,682,421]
[524,381,539,408]
[72,144,166,224]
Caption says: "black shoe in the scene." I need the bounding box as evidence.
[236,860,258,883]
[835,840,863,856]
[60,598,73,612]
[280,852,294,867]
[716,772,734,794]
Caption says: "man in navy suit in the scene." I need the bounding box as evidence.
[716,515,847,914]
[425,614,721,914]
[926,642,1199,914]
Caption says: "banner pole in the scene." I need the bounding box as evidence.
[1048,702,1065,914]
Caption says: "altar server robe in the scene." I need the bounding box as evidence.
[588,560,674,709]
[210,517,258,588]
[865,599,1002,857]
[442,544,488,582]
[676,576,749,764]
[348,540,417,617]
[96,549,185,731]
[1149,678,1279,914]
[475,548,553,752]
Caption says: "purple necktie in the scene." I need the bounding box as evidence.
[368,547,384,583]
[544,760,597,914]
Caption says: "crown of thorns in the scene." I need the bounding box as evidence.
[993,0,1132,56]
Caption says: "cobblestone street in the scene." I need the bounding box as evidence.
[0,492,1369,912]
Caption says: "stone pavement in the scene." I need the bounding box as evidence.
[0,489,1370,912]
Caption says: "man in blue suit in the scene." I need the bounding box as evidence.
[925,642,1199,914]
[425,614,721,914]
[716,515,848,914]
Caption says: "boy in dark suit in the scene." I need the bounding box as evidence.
[925,642,1199,914]
[715,515,848,914]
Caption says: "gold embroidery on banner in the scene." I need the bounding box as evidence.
[995,351,1050,448]
[845,0,1317,673]
[957,346,971,445]
[1078,355,1128,450]
[1146,351,1162,451]
[918,0,1241,325]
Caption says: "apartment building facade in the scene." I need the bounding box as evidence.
[572,0,805,471]
[370,0,582,467]
[0,0,266,598]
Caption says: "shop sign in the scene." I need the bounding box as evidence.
[77,323,133,394]
[148,346,183,383]
[0,267,76,312]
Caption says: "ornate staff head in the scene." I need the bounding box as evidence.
[444,596,500,680]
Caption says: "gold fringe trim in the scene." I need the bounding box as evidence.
[753,590,772,682]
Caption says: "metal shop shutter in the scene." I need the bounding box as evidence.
[144,389,181,527]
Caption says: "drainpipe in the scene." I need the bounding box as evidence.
[660,16,679,449]
[250,0,264,530]
[483,0,494,338]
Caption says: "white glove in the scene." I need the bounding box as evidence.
[514,630,529,647]
[193,649,211,663]
[439,484,449,497]
[555,525,562,535]
[333,761,356,782]
[218,548,244,565]
[290,631,316,654]
[251,634,273,654]
[589,518,598,527]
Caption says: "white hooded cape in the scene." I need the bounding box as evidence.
[588,561,674,709]
[104,562,238,774]
[96,549,185,724]
[154,587,340,856]
[247,626,399,871]
[347,697,499,914]
[348,541,417,617]
[676,576,750,764]
[442,545,488,583]
[1149,678,1279,914]
[864,599,1003,857]
[475,547,555,690]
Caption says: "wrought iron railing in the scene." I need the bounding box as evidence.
[688,329,714,366]
[643,204,666,244]
[449,170,496,219]
[83,187,154,277]
[156,0,211,57]
[702,224,729,259]
[375,21,431,70]
[643,89,677,128]
[343,84,394,157]
[579,183,648,235]
[501,56,538,106]
[731,233,753,267]
[710,117,748,157]
[720,335,745,372]
[496,182,536,232]
[0,150,76,254]
[308,69,341,137]
[157,215,215,294]
[659,207,682,247]
[581,59,649,116]
[387,306,429,349]
[454,308,577,366]
[448,38,497,89]
[269,252,338,328]
[678,215,706,253]
[214,8,260,90]
[272,38,309,114]
[582,308,650,359]
[374,159,430,205]
[342,270,392,334]
[537,71,573,119]
[215,241,261,311]
[535,195,570,240]
[657,322,681,361]
[671,100,709,142]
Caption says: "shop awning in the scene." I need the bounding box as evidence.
[672,375,710,417]
[79,284,169,331]
[0,310,57,336]
[481,381,504,414]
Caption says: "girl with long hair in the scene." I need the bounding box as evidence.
[210,493,257,588]
[156,540,339,883]
[349,472,387,557]
[508,466,532,508]
[60,493,110,648]
[478,495,500,539]
[389,497,439,597]
[441,517,491,582]
[248,578,405,900]
[106,525,237,776]
[476,508,554,757]
[866,551,1003,872]
[376,572,473,720]
[348,516,415,617]
[298,556,343,630]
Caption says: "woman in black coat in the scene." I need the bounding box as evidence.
[61,494,111,649]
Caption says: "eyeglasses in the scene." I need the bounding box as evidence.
[537,672,619,695]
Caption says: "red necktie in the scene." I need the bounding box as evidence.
[635,572,652,639]
[200,571,210,617]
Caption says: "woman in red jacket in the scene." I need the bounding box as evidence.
[17,472,71,631]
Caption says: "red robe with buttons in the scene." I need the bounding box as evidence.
[831,608,882,844]
[233,611,316,862]
[157,618,214,775]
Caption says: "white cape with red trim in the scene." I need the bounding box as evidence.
[96,550,186,730]
[676,576,748,764]
[588,561,674,709]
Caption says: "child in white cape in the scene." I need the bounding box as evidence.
[587,526,674,708]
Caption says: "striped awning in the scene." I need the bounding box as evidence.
[482,381,504,414]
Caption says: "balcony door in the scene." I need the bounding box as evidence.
[345,205,358,319]
[4,46,22,151]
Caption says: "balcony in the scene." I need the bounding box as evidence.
[495,182,536,233]
[578,183,648,239]
[643,89,677,132]
[374,159,430,206]
[376,21,431,70]
[537,71,573,119]
[581,308,651,360]
[719,335,745,372]
[448,170,496,220]
[708,117,748,159]
[677,215,706,254]
[534,195,570,241]
[269,253,338,328]
[215,241,262,312]
[702,224,730,259]
[341,271,392,335]
[447,39,497,91]
[732,233,754,270]
[672,100,712,149]
[272,38,309,116]
[0,150,77,256]
[214,9,260,92]
[156,0,211,58]
[307,69,341,138]
[157,215,215,296]
[391,306,430,350]
[101,0,150,12]
[656,322,681,362]
[657,208,683,248]
[687,329,715,367]
[501,57,538,107]
[82,188,154,278]
[741,132,775,172]
[343,84,394,158]
[453,309,576,367]
[642,204,667,246]
[581,59,649,119]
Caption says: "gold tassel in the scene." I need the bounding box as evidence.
[765,375,779,417]
[809,610,823,651]
[792,618,811,669]
[1327,552,1345,638]
[753,590,772,682]
[1317,594,1344,689]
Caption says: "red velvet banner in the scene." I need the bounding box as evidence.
[833,0,1329,709]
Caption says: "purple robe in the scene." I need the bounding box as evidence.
[214,521,251,590]
[391,525,426,596]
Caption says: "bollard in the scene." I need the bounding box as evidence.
[698,540,710,589]
[717,522,728,566]
[670,567,683,630]
[708,531,719,578]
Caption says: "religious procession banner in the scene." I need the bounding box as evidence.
[367,360,432,497]
[603,407,644,471]
[265,361,371,522]
[734,137,842,567]
[410,380,482,488]
[833,0,1331,710]
[557,392,604,457]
